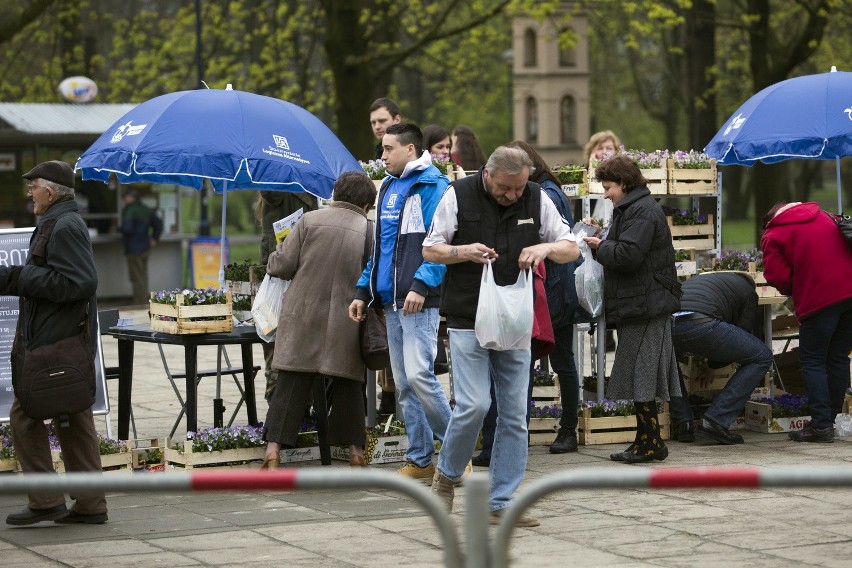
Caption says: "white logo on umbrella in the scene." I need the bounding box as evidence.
[845,107,852,120]
[724,113,747,136]
[273,135,289,149]
[111,121,147,143]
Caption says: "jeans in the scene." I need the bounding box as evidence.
[437,330,530,511]
[671,318,773,428]
[385,306,451,467]
[798,302,852,429]
[479,324,579,459]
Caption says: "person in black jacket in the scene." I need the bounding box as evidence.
[583,156,681,464]
[669,272,773,445]
[0,161,107,526]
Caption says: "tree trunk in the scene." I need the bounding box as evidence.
[685,0,716,151]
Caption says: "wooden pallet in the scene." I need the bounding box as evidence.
[150,292,233,334]
[578,405,671,445]
[668,160,717,195]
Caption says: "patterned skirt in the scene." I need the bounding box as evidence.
[606,315,681,402]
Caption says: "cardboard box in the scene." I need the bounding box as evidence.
[744,401,810,433]
[280,446,321,464]
[332,435,409,465]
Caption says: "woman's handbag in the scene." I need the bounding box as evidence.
[825,211,852,248]
[12,305,96,422]
[475,262,534,351]
[359,220,390,370]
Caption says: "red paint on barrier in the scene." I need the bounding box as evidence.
[190,470,299,491]
[649,468,761,488]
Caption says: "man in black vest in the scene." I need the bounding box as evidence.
[422,146,579,527]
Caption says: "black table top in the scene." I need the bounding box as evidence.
[107,323,263,346]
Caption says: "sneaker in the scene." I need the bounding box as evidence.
[789,424,834,443]
[6,504,68,526]
[430,469,455,512]
[489,508,540,527]
[397,460,435,483]
[549,428,578,454]
[54,510,108,525]
[695,418,743,445]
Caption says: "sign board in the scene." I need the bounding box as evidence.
[189,236,229,288]
[0,228,109,422]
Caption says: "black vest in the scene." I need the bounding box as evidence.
[442,171,541,329]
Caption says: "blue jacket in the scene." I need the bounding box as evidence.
[539,179,590,327]
[355,164,448,309]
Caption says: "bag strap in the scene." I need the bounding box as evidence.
[31,218,58,267]
[362,220,374,270]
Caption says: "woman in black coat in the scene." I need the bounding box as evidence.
[582,156,681,463]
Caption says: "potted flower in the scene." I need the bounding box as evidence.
[528,401,561,446]
[674,249,697,277]
[668,150,717,195]
[232,294,253,323]
[745,394,811,433]
[48,432,132,472]
[577,399,671,445]
[150,287,233,334]
[223,261,263,296]
[360,159,387,190]
[589,148,668,195]
[0,426,17,472]
[531,365,559,401]
[552,164,588,196]
[582,375,610,400]
[165,424,267,469]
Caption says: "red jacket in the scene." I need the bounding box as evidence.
[760,202,852,320]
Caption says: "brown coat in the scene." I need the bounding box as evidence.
[267,201,368,381]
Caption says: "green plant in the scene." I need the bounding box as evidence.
[431,155,451,175]
[674,250,692,262]
[754,394,810,418]
[552,165,585,184]
[662,205,708,225]
[177,424,266,453]
[532,365,556,386]
[233,294,252,311]
[359,159,387,180]
[151,287,229,308]
[97,435,127,455]
[529,401,562,418]
[671,150,713,169]
[224,261,252,282]
[714,248,763,271]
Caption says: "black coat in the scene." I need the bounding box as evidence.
[594,186,680,323]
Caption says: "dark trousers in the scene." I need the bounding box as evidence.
[10,398,107,514]
[264,371,365,447]
[126,250,150,305]
[798,302,852,429]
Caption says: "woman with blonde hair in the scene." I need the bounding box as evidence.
[583,130,621,166]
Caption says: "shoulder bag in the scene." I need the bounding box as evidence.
[825,211,852,248]
[11,218,96,424]
[359,220,391,370]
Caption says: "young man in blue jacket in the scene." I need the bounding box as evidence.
[349,123,457,481]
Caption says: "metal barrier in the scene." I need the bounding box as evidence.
[490,466,852,568]
[0,469,462,568]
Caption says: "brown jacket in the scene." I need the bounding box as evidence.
[267,201,368,381]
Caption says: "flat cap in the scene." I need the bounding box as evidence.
[22,160,75,189]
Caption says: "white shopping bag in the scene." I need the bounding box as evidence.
[474,263,533,351]
[251,274,290,343]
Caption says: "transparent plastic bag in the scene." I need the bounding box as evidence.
[251,274,290,343]
[835,413,852,437]
[474,263,533,351]
[572,224,605,317]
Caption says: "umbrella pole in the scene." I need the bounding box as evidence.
[219,181,228,289]
[837,157,843,214]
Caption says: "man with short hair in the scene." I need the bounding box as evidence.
[369,97,402,159]
[349,122,452,482]
[422,146,579,527]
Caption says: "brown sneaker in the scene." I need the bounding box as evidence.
[396,460,435,484]
[430,469,455,512]
[489,509,540,528]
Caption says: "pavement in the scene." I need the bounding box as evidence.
[1,307,851,567]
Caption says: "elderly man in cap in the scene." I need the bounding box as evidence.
[0,160,107,526]
[120,188,162,305]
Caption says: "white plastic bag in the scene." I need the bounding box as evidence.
[835,413,852,437]
[572,224,605,318]
[251,274,290,343]
[474,263,533,351]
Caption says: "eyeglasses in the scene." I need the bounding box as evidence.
[26,182,45,195]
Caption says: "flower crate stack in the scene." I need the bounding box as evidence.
[665,205,716,253]
[528,401,561,446]
[150,288,233,334]
[588,150,667,195]
[744,394,810,433]
[577,401,671,445]
[667,154,717,195]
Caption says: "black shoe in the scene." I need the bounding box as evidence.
[609,443,636,461]
[611,445,668,464]
[6,504,68,526]
[696,418,744,445]
[471,452,491,467]
[549,428,578,454]
[674,421,695,443]
[789,424,834,443]
[54,510,108,525]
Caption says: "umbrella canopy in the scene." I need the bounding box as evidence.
[76,86,359,199]
[75,86,361,286]
[705,68,852,212]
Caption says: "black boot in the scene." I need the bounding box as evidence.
[378,390,396,416]
[549,428,578,453]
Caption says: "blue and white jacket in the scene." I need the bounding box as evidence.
[355,151,448,310]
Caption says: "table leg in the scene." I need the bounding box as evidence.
[241,343,258,426]
[185,345,198,433]
[116,338,135,441]
[764,304,775,397]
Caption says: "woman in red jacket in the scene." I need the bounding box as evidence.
[761,202,852,442]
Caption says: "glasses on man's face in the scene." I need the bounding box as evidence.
[26,182,45,195]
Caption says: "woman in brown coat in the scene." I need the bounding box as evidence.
[261,172,377,468]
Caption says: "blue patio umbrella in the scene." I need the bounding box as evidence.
[704,67,852,213]
[76,85,361,283]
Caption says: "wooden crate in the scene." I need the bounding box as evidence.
[51,441,134,473]
[669,214,716,251]
[150,292,233,334]
[529,417,560,446]
[164,436,265,469]
[588,166,666,195]
[679,356,736,394]
[578,405,670,445]
[667,159,718,195]
[531,385,560,401]
[131,438,164,469]
[0,458,18,473]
